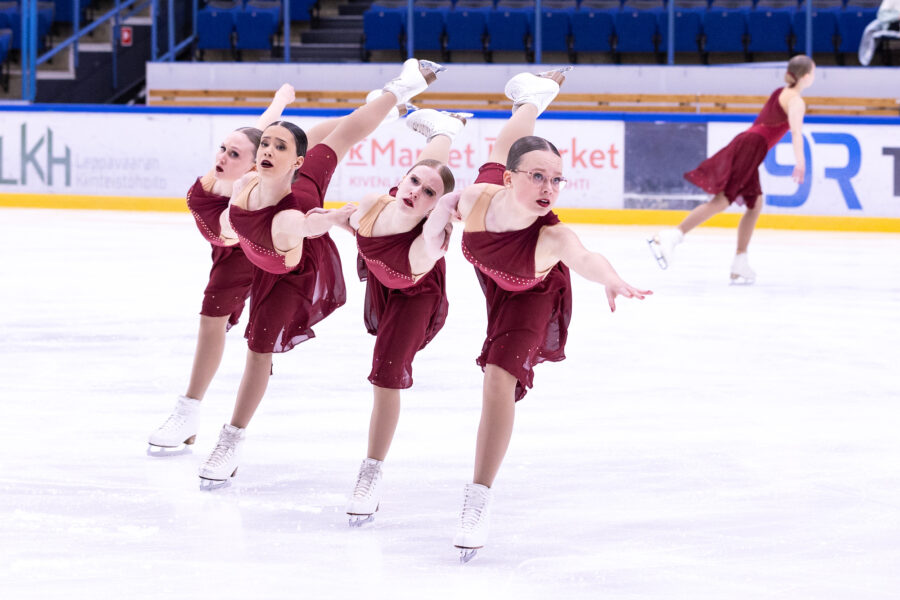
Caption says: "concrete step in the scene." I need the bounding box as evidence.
[301,29,364,44]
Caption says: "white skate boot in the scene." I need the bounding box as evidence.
[730,252,756,285]
[147,395,200,456]
[648,228,684,270]
[406,108,473,142]
[198,424,244,490]
[381,58,445,106]
[365,89,416,125]
[504,68,569,114]
[453,483,493,563]
[346,458,383,527]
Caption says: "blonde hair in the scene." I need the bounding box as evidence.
[785,55,815,87]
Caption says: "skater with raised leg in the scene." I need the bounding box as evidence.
[196,59,446,489]
[343,108,470,526]
[649,56,815,283]
[147,84,295,456]
[425,67,650,562]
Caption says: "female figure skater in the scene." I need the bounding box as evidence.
[147,84,295,455]
[147,83,401,455]
[197,58,445,489]
[424,69,651,561]
[649,55,816,284]
[343,108,470,526]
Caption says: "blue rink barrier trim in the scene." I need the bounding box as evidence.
[2,104,899,126]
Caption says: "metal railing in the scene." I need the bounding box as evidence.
[18,0,198,101]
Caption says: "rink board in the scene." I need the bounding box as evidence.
[0,105,898,231]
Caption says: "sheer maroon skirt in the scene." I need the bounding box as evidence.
[470,161,573,401]
[358,258,448,389]
[683,131,768,209]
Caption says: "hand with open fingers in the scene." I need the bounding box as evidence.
[604,280,653,312]
[275,83,296,106]
[792,165,805,184]
[332,203,358,234]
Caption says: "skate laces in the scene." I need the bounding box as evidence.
[157,402,193,433]
[459,487,488,532]
[353,462,381,499]
[205,429,240,468]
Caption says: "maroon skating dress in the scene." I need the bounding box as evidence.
[356,194,449,389]
[185,172,254,330]
[684,87,791,209]
[228,144,346,354]
[461,163,573,401]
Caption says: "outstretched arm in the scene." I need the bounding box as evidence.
[422,190,462,260]
[787,96,807,184]
[273,204,357,251]
[253,84,296,131]
[541,225,651,312]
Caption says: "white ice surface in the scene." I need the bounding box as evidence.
[1,208,899,599]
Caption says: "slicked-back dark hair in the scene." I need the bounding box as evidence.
[266,120,308,157]
[507,136,561,171]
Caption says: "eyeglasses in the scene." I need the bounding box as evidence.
[509,169,568,191]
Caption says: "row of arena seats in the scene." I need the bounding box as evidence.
[197,0,316,52]
[364,0,883,59]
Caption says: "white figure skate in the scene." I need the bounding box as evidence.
[198,424,244,490]
[504,68,570,114]
[346,458,383,527]
[381,58,445,106]
[406,108,473,142]
[730,253,756,285]
[453,483,493,564]
[647,228,684,270]
[147,395,200,457]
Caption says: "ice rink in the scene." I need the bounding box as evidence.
[1,207,899,599]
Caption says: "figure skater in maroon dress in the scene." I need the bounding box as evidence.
[147,84,295,455]
[147,83,403,455]
[195,59,446,489]
[649,55,816,284]
[342,108,471,525]
[424,69,651,561]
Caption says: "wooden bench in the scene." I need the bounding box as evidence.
[147,89,900,117]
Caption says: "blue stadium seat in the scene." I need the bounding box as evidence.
[413,8,446,51]
[364,5,405,51]
[235,4,280,51]
[657,8,704,52]
[197,7,237,51]
[445,7,489,52]
[540,6,575,52]
[1,2,53,51]
[792,7,838,54]
[615,9,658,53]
[747,7,793,53]
[837,7,876,53]
[703,7,748,53]
[52,0,92,25]
[571,2,616,53]
[289,0,315,22]
[487,8,532,52]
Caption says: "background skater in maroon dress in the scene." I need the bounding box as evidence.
[425,69,651,561]
[195,59,447,489]
[649,55,816,284]
[343,108,470,526]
